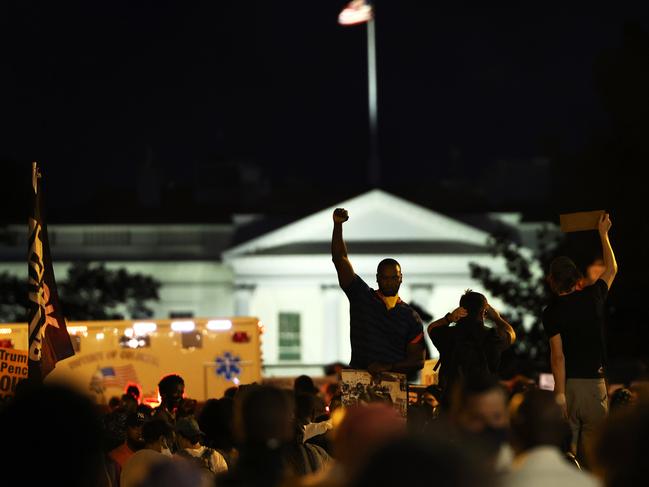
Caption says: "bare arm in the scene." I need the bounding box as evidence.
[549,334,567,417]
[486,304,516,346]
[598,212,618,289]
[331,208,355,289]
[427,307,468,335]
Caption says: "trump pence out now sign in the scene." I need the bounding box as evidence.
[0,348,28,403]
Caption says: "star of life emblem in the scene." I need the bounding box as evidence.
[215,352,241,381]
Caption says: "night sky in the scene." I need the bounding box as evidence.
[3,1,649,221]
[2,1,649,364]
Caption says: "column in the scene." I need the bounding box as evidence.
[409,284,438,357]
[321,284,341,365]
[234,284,256,317]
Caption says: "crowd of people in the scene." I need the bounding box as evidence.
[1,209,645,486]
[1,369,647,487]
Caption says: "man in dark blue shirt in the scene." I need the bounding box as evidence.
[331,208,425,376]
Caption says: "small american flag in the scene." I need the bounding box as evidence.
[96,364,138,389]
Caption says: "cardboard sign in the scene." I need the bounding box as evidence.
[341,369,408,417]
[0,348,29,404]
[559,210,604,232]
[420,359,439,386]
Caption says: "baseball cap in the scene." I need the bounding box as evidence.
[126,411,146,427]
[175,417,204,440]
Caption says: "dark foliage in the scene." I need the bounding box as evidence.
[469,227,560,375]
[0,262,160,322]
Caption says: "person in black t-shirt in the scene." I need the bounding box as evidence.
[331,208,426,377]
[542,212,617,468]
[428,290,516,403]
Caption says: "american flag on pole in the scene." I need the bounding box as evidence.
[338,0,373,26]
[91,365,139,390]
[27,162,75,381]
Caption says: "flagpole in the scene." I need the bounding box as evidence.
[338,1,380,188]
[27,161,43,384]
[367,16,379,187]
[27,161,75,383]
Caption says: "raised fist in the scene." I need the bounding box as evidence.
[333,208,349,224]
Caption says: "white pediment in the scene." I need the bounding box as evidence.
[223,189,489,259]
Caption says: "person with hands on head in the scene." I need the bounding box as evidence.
[428,290,516,404]
[331,208,426,380]
[542,212,617,469]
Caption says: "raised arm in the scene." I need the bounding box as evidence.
[598,212,618,289]
[332,208,355,289]
[485,304,516,346]
[427,307,468,335]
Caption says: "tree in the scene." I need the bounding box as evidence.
[0,262,161,322]
[0,272,29,323]
[469,227,560,377]
[59,262,161,320]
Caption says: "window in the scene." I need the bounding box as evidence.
[278,312,301,361]
[181,331,202,349]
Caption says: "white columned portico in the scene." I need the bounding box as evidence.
[221,190,508,376]
[234,284,256,316]
[321,284,341,364]
[408,283,438,358]
[409,283,434,315]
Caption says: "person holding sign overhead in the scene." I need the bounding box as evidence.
[542,212,617,469]
[331,208,425,378]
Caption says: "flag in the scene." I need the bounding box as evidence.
[92,365,139,390]
[27,162,75,381]
[338,0,373,26]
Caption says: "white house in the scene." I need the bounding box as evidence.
[223,189,512,376]
[2,189,544,377]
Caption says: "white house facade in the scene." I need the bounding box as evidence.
[1,190,547,376]
[223,190,512,376]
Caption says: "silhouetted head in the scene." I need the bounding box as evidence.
[294,374,318,395]
[547,256,582,295]
[295,393,316,424]
[352,434,490,487]
[450,376,509,435]
[108,395,121,411]
[120,393,138,414]
[234,385,293,449]
[0,383,104,487]
[142,418,175,451]
[157,374,185,409]
[334,403,405,478]
[175,416,204,446]
[224,386,238,399]
[459,290,488,321]
[376,258,402,297]
[126,384,141,402]
[509,389,570,454]
[593,398,649,486]
[198,397,235,450]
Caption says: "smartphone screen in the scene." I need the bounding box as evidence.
[539,373,555,391]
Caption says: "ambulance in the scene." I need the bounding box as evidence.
[0,317,263,404]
